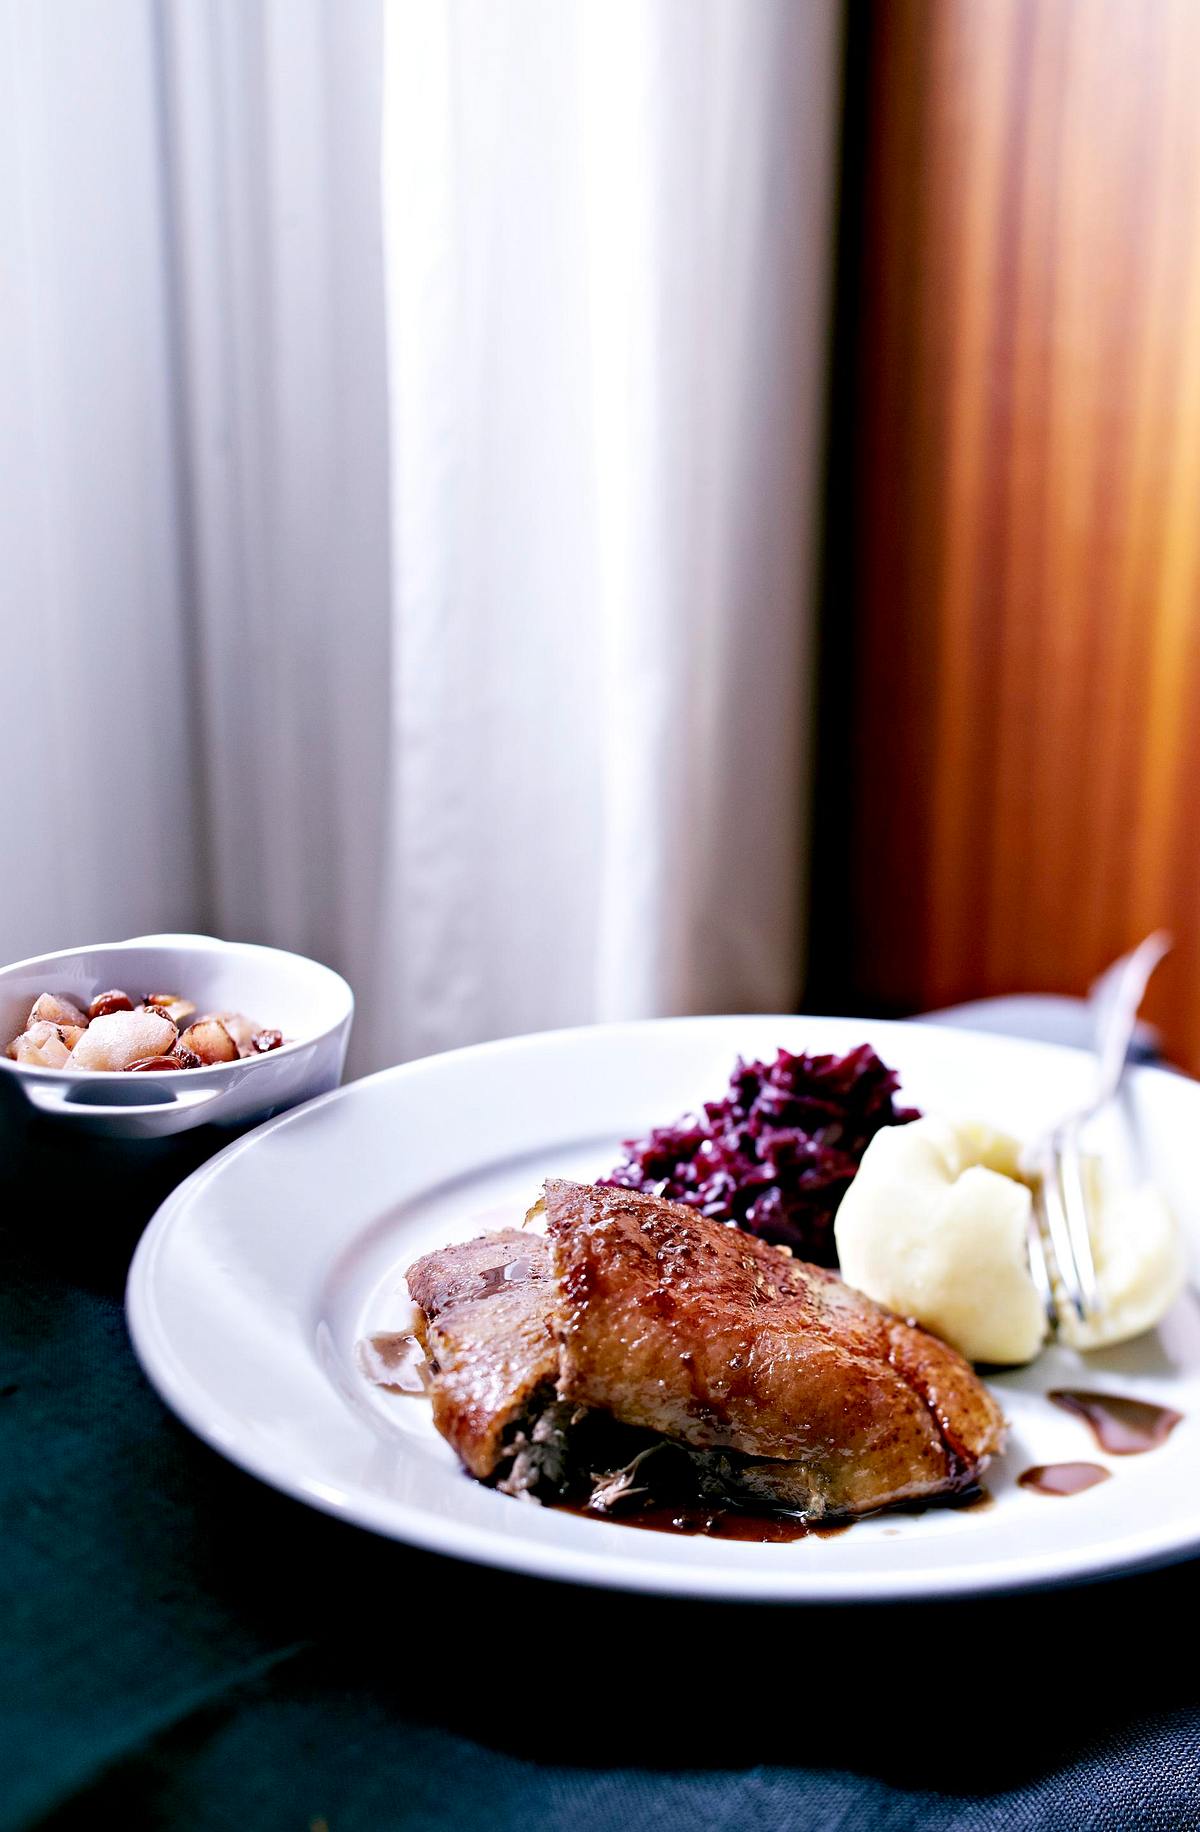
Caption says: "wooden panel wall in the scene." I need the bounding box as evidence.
[812,0,1200,1071]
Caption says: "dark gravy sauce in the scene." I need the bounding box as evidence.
[1048,1389,1183,1455]
[357,1332,428,1395]
[565,1483,991,1542]
[565,1502,820,1542]
[1018,1461,1110,1497]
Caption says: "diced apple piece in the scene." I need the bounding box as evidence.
[9,1021,72,1068]
[28,992,88,1030]
[207,1011,262,1056]
[178,1017,238,1064]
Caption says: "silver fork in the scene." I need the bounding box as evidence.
[1024,931,1172,1331]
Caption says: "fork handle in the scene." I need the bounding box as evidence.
[1089,930,1172,1113]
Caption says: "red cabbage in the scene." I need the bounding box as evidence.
[599,1044,918,1267]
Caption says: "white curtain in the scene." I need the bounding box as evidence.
[0,0,842,1075]
[0,0,202,948]
[378,0,842,1063]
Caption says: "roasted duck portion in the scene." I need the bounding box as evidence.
[405,1180,1006,1520]
[406,1228,558,1481]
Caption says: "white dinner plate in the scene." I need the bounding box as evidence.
[126,1015,1200,1602]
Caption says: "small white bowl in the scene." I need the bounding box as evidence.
[0,933,353,1139]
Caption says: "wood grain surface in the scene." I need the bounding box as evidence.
[812,0,1200,1070]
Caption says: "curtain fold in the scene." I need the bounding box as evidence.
[0,0,201,953]
[158,0,393,1059]
[379,0,842,1063]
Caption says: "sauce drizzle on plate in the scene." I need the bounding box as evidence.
[1048,1389,1183,1455]
[1018,1462,1110,1497]
[357,1333,427,1394]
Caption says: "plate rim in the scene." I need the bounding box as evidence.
[126,1012,1200,1603]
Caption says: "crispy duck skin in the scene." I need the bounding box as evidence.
[544,1179,1006,1517]
[406,1229,557,1480]
[406,1184,1006,1517]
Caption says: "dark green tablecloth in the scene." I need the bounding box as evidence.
[2,1089,1198,1831]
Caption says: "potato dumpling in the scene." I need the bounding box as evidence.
[1058,1166,1186,1352]
[835,1116,1185,1364]
[835,1118,1045,1364]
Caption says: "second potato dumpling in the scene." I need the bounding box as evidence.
[833,1115,1185,1363]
